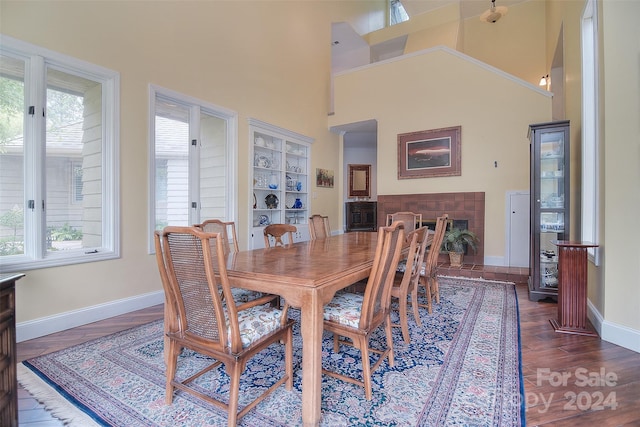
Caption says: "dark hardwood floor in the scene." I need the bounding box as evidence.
[16,266,640,426]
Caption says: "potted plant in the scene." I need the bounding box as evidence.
[442,227,479,267]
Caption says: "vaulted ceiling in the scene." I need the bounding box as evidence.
[401,0,525,20]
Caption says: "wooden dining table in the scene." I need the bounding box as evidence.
[224,231,380,426]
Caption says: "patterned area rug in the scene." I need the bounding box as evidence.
[19,276,524,426]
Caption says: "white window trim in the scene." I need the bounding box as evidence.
[581,0,600,265]
[147,84,238,253]
[0,35,120,272]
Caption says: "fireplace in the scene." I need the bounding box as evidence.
[377,192,485,265]
[420,218,470,254]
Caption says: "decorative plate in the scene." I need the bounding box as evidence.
[265,193,279,209]
[255,155,271,169]
[285,194,296,209]
[258,214,270,226]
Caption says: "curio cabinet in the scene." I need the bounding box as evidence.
[528,120,570,301]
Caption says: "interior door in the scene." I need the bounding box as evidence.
[508,192,530,267]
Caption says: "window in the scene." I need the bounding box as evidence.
[0,36,119,271]
[581,0,600,264]
[149,86,237,252]
[390,0,409,26]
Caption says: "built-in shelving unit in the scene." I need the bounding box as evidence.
[249,119,313,248]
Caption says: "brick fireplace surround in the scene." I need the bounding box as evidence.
[377,192,485,265]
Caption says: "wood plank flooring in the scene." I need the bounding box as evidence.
[16,268,640,426]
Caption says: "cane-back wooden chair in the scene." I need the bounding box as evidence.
[390,226,431,343]
[154,227,294,427]
[263,223,297,247]
[322,221,405,399]
[419,214,449,313]
[308,214,330,240]
[195,219,279,306]
[386,211,422,232]
[194,219,239,254]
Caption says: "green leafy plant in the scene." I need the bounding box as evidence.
[442,227,479,254]
[49,223,83,241]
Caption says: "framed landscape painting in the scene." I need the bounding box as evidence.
[316,168,334,188]
[397,126,461,179]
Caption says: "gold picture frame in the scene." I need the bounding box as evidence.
[398,126,461,179]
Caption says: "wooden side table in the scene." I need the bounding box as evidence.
[0,272,24,427]
[550,241,598,337]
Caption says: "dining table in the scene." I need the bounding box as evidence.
[224,231,380,426]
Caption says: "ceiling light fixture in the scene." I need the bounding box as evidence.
[480,0,508,23]
[539,74,549,86]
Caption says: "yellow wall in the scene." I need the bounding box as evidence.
[2,0,638,348]
[0,0,384,324]
[462,0,547,88]
[329,47,552,260]
[365,3,461,50]
[601,0,640,331]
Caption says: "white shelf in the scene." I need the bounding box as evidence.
[249,119,313,249]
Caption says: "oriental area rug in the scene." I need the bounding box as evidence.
[18,276,524,426]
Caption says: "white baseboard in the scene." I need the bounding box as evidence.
[16,290,165,343]
[588,299,640,353]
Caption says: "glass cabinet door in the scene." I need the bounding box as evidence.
[529,121,570,301]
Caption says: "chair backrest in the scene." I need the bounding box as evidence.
[386,211,422,232]
[424,214,449,277]
[263,224,297,247]
[308,214,330,240]
[154,230,181,338]
[359,221,405,329]
[397,226,430,292]
[194,219,239,254]
[155,226,244,353]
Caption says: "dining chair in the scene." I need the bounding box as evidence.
[194,219,238,254]
[322,221,405,400]
[154,227,294,427]
[386,211,422,232]
[390,226,430,344]
[418,213,449,314]
[263,223,297,247]
[195,219,279,307]
[308,214,330,240]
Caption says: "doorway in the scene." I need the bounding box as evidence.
[506,191,530,267]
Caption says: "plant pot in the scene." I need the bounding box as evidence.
[448,251,464,267]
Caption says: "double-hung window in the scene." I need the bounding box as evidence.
[149,86,237,252]
[0,36,119,271]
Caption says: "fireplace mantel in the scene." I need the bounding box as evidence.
[377,192,485,265]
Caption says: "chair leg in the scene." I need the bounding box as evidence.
[357,336,373,400]
[433,275,440,304]
[227,363,242,427]
[284,328,293,390]
[165,339,180,404]
[422,276,433,314]
[384,317,395,368]
[410,286,422,327]
[398,291,410,344]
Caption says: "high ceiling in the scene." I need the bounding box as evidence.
[331,0,528,137]
[401,0,524,21]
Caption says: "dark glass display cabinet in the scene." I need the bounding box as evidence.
[345,201,377,232]
[528,120,570,301]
